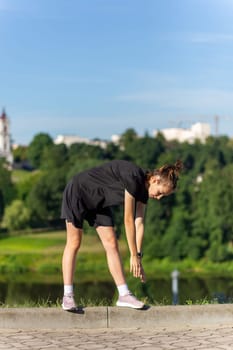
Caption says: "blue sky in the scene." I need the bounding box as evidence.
[1,0,233,145]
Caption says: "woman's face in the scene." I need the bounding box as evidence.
[148,176,173,200]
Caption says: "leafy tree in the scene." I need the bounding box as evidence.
[123,135,165,169]
[144,193,176,258]
[12,145,28,163]
[15,171,42,201]
[161,207,191,260]
[27,133,54,168]
[191,164,233,262]
[119,128,138,149]
[104,142,129,160]
[68,143,106,162]
[0,160,15,219]
[143,200,168,258]
[41,143,69,170]
[27,170,66,226]
[0,191,4,222]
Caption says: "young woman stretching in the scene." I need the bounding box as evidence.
[61,159,183,310]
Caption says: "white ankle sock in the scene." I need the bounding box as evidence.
[64,285,74,295]
[117,284,130,296]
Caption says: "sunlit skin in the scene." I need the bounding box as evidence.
[147,175,174,200]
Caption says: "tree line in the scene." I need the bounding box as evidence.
[1,129,233,262]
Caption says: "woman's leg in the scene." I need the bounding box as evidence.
[96,226,126,286]
[62,221,83,310]
[96,225,145,309]
[62,221,83,286]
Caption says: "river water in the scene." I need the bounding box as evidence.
[1,275,233,306]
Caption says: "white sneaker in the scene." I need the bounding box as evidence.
[62,293,77,310]
[116,293,144,309]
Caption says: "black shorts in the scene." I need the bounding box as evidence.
[61,182,114,229]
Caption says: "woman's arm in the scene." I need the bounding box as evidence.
[124,190,137,256]
[135,201,146,282]
[124,190,142,279]
[135,201,146,254]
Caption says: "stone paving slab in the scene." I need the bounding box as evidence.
[1,325,233,350]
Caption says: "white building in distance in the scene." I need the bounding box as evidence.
[0,108,13,164]
[153,122,211,144]
[54,134,107,149]
[54,122,211,149]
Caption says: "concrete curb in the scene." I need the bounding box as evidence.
[1,304,233,329]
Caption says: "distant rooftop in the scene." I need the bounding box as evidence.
[153,122,211,144]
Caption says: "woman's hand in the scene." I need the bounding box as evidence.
[130,255,145,281]
[130,255,141,278]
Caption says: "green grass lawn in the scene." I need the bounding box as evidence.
[1,230,233,284]
[0,230,128,283]
[0,232,65,253]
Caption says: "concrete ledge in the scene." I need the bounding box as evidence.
[1,304,233,329]
[108,304,233,328]
[0,307,107,329]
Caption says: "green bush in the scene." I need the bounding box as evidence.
[2,200,31,231]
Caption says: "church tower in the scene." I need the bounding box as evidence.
[0,108,13,164]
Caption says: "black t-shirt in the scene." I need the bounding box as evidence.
[70,160,148,212]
